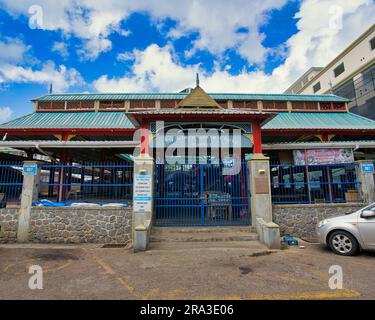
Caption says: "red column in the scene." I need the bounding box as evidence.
[252,120,262,154]
[321,134,329,142]
[140,120,150,155]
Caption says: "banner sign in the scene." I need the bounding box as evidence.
[293,149,354,165]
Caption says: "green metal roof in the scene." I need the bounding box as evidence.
[0,112,135,129]
[127,109,271,115]
[262,112,375,130]
[35,92,349,102]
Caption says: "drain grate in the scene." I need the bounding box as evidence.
[101,244,127,248]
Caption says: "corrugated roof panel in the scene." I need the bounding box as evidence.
[0,112,136,129]
[127,109,270,115]
[35,93,349,102]
[262,112,375,130]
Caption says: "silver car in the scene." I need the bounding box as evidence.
[316,203,375,256]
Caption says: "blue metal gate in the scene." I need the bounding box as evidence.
[154,162,250,226]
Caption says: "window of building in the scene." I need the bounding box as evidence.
[291,101,305,110]
[333,63,345,78]
[262,101,275,110]
[160,100,178,108]
[370,36,375,51]
[313,81,321,93]
[244,100,258,109]
[274,101,288,110]
[304,102,319,110]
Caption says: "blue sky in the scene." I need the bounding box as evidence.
[0,0,374,120]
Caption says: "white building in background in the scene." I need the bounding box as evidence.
[284,67,323,94]
[284,24,375,120]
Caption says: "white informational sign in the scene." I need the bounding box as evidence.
[133,173,152,212]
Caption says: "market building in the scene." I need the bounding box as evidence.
[0,81,375,249]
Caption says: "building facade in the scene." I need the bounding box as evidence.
[1,83,375,246]
[284,24,375,120]
[2,85,375,164]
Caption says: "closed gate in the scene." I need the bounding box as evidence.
[154,162,250,226]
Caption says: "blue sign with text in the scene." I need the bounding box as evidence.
[23,164,37,176]
[361,163,374,174]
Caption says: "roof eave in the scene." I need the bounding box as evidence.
[262,128,375,133]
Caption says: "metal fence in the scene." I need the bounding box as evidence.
[0,161,24,208]
[39,162,134,203]
[154,162,250,226]
[270,163,363,204]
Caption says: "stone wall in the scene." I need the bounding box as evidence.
[273,203,365,238]
[0,206,132,244]
[0,208,18,243]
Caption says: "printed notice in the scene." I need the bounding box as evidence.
[134,174,152,212]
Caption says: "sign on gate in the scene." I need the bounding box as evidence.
[23,164,37,176]
[134,173,152,212]
[361,163,374,174]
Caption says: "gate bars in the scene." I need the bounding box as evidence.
[154,162,250,226]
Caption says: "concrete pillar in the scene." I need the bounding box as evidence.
[356,160,375,204]
[248,154,273,224]
[263,222,281,249]
[132,154,154,251]
[17,161,40,242]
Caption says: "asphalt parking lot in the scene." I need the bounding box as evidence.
[0,240,374,300]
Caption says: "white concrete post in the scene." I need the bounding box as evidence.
[248,154,273,224]
[263,222,281,249]
[17,161,40,242]
[356,160,375,204]
[132,154,154,251]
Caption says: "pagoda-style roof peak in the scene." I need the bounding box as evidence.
[177,85,222,109]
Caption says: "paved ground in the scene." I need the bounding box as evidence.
[0,240,374,300]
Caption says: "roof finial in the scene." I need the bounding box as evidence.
[196,73,200,87]
[49,83,53,94]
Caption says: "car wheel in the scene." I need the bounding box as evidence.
[328,231,359,256]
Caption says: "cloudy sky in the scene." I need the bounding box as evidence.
[0,0,374,120]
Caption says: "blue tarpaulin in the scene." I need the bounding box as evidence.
[33,199,129,207]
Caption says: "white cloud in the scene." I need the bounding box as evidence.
[0,37,30,63]
[0,61,83,92]
[0,107,13,122]
[93,44,272,93]
[52,42,69,58]
[0,37,83,92]
[95,44,198,92]
[93,0,375,93]
[0,0,374,93]
[0,0,288,62]
[117,51,134,62]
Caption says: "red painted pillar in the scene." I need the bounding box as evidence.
[321,134,329,142]
[140,120,150,156]
[252,120,262,154]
